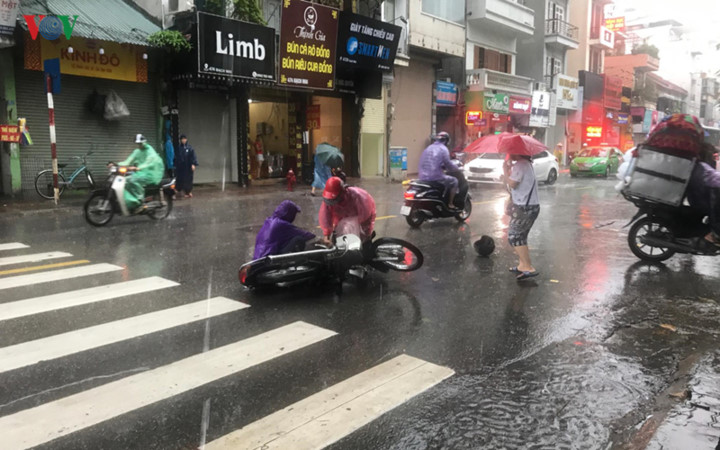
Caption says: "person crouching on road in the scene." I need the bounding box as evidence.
[504,154,540,281]
[254,200,316,259]
[176,134,198,198]
[319,177,376,245]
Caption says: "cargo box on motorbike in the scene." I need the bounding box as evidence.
[622,145,695,207]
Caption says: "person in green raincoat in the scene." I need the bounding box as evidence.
[116,134,164,213]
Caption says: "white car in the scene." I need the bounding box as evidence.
[463,151,560,185]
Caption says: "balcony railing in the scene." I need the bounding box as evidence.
[466,68,534,95]
[545,19,579,41]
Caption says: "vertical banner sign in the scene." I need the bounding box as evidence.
[604,75,622,110]
[279,0,339,90]
[306,105,321,129]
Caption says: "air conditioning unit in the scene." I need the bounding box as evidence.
[533,82,547,91]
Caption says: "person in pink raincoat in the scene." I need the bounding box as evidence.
[319,177,376,244]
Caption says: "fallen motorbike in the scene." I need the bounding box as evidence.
[238,233,423,289]
[84,165,175,227]
[624,194,718,262]
[401,159,472,228]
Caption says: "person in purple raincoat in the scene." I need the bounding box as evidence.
[253,200,316,259]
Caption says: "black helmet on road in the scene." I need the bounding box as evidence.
[435,131,450,145]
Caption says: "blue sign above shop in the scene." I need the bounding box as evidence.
[436,81,458,106]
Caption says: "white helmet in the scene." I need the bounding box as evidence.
[134,134,147,144]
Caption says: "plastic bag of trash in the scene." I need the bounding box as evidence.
[104,90,130,121]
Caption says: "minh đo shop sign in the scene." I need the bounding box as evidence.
[197,12,276,82]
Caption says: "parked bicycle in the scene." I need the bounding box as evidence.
[34,151,96,200]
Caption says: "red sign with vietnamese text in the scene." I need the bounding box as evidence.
[0,125,20,143]
[605,17,625,32]
[509,96,531,115]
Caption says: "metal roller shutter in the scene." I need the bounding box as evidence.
[15,69,159,192]
[361,91,385,134]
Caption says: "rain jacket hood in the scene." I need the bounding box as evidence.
[253,201,315,259]
[273,200,301,223]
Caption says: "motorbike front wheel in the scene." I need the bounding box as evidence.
[84,191,114,227]
[372,238,424,272]
[252,264,322,286]
[628,217,676,262]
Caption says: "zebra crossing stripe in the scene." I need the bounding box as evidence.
[206,354,454,450]
[0,297,249,374]
[0,251,73,267]
[0,243,29,252]
[0,277,179,322]
[0,263,122,291]
[0,321,337,450]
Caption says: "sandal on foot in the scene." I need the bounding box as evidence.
[509,267,522,274]
[516,271,539,281]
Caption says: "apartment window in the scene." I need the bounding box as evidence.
[422,0,464,24]
[546,1,565,21]
[382,0,395,22]
[474,46,512,74]
[168,0,179,12]
[590,2,603,38]
[545,56,562,77]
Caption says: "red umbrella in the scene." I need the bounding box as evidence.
[497,134,547,156]
[464,133,546,156]
[464,132,514,154]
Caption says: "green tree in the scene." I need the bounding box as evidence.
[147,30,191,52]
[631,43,660,59]
[232,0,266,24]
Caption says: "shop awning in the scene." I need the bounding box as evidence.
[18,0,160,46]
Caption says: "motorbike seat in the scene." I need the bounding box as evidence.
[410,180,446,192]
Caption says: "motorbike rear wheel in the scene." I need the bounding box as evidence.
[628,217,676,262]
[455,196,472,222]
[148,193,173,220]
[371,238,424,272]
[84,191,114,227]
[405,208,425,228]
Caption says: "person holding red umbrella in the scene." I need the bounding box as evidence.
[501,138,542,281]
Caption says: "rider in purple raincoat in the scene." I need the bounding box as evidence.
[253,200,316,259]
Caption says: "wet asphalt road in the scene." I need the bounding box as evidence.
[1,174,719,450]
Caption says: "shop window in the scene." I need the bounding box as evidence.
[421,0,464,24]
[474,46,512,74]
